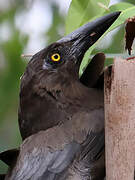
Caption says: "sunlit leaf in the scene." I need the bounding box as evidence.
[80,6,135,73]
[109,2,134,12]
[66,0,110,34]
[105,6,135,31]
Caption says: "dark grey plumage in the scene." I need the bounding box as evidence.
[5,128,104,180]
[1,12,121,180]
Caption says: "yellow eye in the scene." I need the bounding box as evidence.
[51,53,61,62]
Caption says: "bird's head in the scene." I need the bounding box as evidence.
[21,12,120,94]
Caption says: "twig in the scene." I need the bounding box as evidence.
[98,2,110,11]
[126,56,135,61]
[21,54,33,58]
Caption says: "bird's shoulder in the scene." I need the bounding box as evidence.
[6,126,104,180]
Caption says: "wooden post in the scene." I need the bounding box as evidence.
[104,58,135,180]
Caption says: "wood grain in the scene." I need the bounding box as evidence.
[104,58,135,180]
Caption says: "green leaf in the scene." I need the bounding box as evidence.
[66,1,135,75]
[109,2,134,12]
[66,0,110,34]
[107,6,135,31]
[80,6,135,74]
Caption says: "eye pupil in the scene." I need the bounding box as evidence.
[51,53,61,62]
[54,55,58,59]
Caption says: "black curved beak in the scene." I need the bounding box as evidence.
[58,11,121,65]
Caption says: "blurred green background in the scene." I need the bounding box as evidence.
[0,0,135,173]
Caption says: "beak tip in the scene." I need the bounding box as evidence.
[113,11,121,18]
[105,11,121,22]
[58,11,121,44]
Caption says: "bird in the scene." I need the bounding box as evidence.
[18,12,120,140]
[0,53,105,180]
[0,12,120,180]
